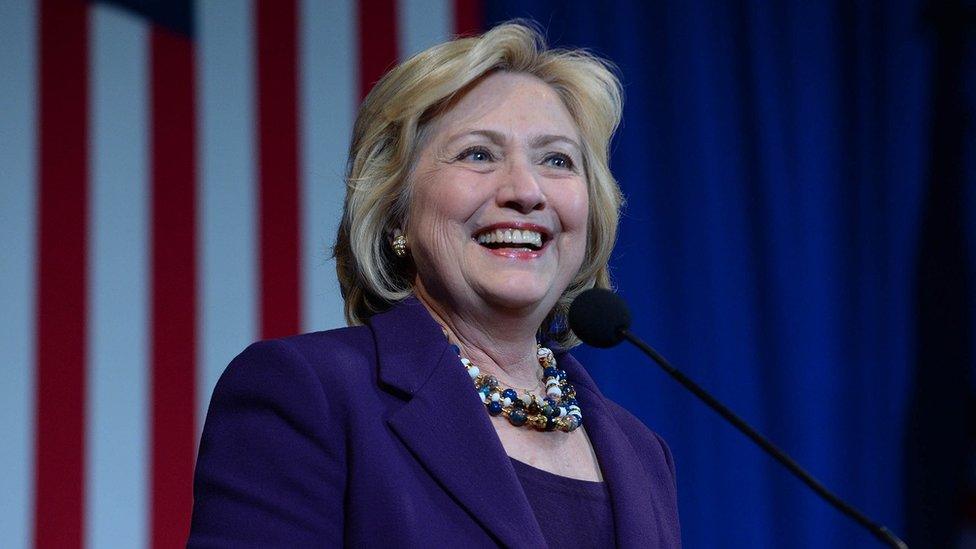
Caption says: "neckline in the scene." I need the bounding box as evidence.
[509,457,607,493]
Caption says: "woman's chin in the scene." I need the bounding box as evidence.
[476,283,558,314]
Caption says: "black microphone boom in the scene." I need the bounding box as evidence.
[568,288,908,549]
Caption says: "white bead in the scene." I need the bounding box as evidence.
[546,386,562,398]
[491,392,500,402]
[460,358,471,366]
[502,397,513,407]
[558,407,567,417]
[520,394,533,406]
[546,379,559,387]
[468,366,480,378]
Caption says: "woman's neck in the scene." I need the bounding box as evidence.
[413,284,545,390]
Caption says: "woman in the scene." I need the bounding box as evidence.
[189,22,680,548]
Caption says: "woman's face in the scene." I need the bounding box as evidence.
[407,72,589,318]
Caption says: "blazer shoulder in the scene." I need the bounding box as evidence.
[272,324,376,369]
[214,325,378,417]
[240,323,375,376]
[605,399,677,483]
[192,328,368,545]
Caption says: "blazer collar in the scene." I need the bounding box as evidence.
[557,351,671,548]
[370,297,667,547]
[369,297,547,547]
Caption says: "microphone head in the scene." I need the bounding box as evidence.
[568,288,632,348]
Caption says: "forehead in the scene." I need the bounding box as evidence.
[428,72,579,141]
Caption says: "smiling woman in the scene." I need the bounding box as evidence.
[189,22,680,548]
[408,72,589,329]
[336,24,625,351]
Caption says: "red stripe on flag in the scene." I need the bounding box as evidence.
[34,0,89,546]
[150,27,197,549]
[454,0,484,36]
[357,0,398,99]
[257,0,301,339]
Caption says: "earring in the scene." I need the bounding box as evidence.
[392,229,408,258]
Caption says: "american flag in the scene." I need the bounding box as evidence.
[0,0,481,546]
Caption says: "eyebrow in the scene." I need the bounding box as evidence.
[446,129,582,154]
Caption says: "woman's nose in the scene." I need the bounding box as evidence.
[498,158,546,214]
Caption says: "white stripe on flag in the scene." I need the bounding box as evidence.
[397,0,453,61]
[197,0,257,428]
[0,0,37,547]
[87,5,150,547]
[300,0,355,333]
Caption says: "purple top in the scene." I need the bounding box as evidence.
[189,296,680,547]
[511,458,615,547]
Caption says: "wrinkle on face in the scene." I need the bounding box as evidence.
[406,72,588,324]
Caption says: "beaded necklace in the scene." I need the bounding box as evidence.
[448,342,583,432]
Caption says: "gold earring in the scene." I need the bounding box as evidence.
[392,230,408,257]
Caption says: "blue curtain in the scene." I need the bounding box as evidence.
[485,2,976,548]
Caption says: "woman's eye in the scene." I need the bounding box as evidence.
[458,147,494,162]
[544,153,574,170]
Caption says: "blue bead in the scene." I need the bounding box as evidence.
[558,369,567,380]
[502,388,518,401]
[541,398,560,417]
[544,417,557,431]
[508,408,527,426]
[487,401,503,416]
[562,383,575,395]
[543,367,559,379]
[449,344,461,356]
[565,398,578,407]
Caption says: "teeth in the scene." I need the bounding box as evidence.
[476,228,544,248]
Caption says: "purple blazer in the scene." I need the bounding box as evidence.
[188,297,680,547]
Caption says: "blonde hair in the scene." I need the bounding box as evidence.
[333,21,624,347]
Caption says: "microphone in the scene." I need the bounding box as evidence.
[567,287,631,347]
[569,288,908,549]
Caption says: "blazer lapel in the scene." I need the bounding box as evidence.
[558,352,667,548]
[370,298,547,547]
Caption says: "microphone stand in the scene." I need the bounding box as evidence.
[618,328,909,549]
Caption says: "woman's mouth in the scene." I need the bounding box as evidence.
[476,228,543,250]
[472,225,551,258]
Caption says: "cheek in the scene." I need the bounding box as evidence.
[558,183,590,273]
[555,180,590,233]
[406,175,478,264]
[411,167,484,222]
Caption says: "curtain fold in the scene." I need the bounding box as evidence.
[485,1,973,547]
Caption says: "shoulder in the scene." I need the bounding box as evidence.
[234,324,375,371]
[553,348,676,479]
[208,325,378,429]
[223,325,376,390]
[191,326,375,544]
[553,349,678,486]
[605,399,677,484]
